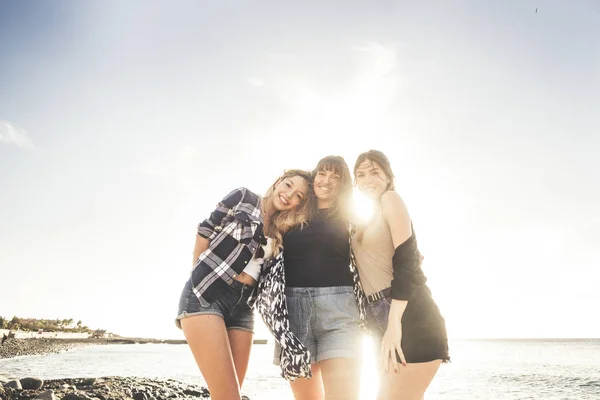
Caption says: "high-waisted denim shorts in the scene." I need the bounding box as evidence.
[175,279,255,333]
[274,286,362,365]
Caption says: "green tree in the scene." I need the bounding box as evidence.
[7,316,21,330]
[0,316,6,329]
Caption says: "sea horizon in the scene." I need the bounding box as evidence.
[2,338,599,399]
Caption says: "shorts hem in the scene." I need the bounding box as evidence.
[316,349,362,363]
[175,310,224,329]
[406,354,451,364]
[227,326,254,334]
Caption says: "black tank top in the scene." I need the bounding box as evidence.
[283,208,353,287]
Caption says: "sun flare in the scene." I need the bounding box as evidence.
[353,189,375,222]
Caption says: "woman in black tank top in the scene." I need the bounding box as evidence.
[275,155,365,400]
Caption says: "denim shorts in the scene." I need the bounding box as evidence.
[274,286,362,365]
[175,279,255,333]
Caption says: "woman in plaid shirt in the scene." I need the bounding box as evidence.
[176,169,313,400]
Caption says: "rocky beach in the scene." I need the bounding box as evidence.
[0,339,218,400]
[0,376,211,400]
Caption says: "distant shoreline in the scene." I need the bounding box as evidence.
[0,337,274,360]
[0,337,181,360]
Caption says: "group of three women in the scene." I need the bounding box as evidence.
[176,150,449,400]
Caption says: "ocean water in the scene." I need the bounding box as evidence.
[1,339,599,399]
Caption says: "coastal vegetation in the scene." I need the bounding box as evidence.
[0,316,93,333]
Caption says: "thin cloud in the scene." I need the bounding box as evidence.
[352,41,399,77]
[0,120,34,148]
[248,77,265,87]
[261,41,403,141]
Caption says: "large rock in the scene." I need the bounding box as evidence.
[4,380,22,389]
[132,392,147,400]
[21,377,45,390]
[35,390,58,400]
[63,392,94,400]
[80,378,97,386]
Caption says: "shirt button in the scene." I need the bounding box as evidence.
[244,261,247,264]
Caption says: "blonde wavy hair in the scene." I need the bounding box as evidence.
[262,169,314,256]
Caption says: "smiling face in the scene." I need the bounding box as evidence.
[313,169,340,208]
[310,156,353,213]
[354,159,391,200]
[270,175,309,211]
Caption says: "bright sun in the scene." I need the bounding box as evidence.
[353,188,374,222]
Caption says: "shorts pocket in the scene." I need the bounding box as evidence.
[286,296,310,342]
[371,299,391,333]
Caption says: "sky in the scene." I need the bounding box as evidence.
[0,0,599,340]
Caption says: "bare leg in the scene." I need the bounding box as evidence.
[320,358,361,400]
[181,315,241,400]
[228,329,254,388]
[289,363,324,400]
[380,360,441,400]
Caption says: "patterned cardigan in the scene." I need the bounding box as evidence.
[251,234,367,381]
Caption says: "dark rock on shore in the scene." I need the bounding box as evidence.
[19,379,43,391]
[1,377,210,400]
[34,391,57,400]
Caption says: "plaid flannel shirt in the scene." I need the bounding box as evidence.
[192,187,264,306]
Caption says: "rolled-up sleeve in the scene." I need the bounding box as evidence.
[197,188,245,240]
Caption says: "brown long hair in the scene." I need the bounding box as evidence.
[353,150,395,243]
[262,169,313,256]
[311,155,353,223]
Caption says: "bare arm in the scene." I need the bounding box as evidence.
[192,234,210,266]
[381,190,413,312]
[381,191,412,247]
[380,191,412,370]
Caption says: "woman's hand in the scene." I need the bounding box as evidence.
[380,300,407,372]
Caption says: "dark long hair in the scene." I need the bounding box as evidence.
[311,155,353,223]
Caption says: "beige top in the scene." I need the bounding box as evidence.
[351,210,395,296]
